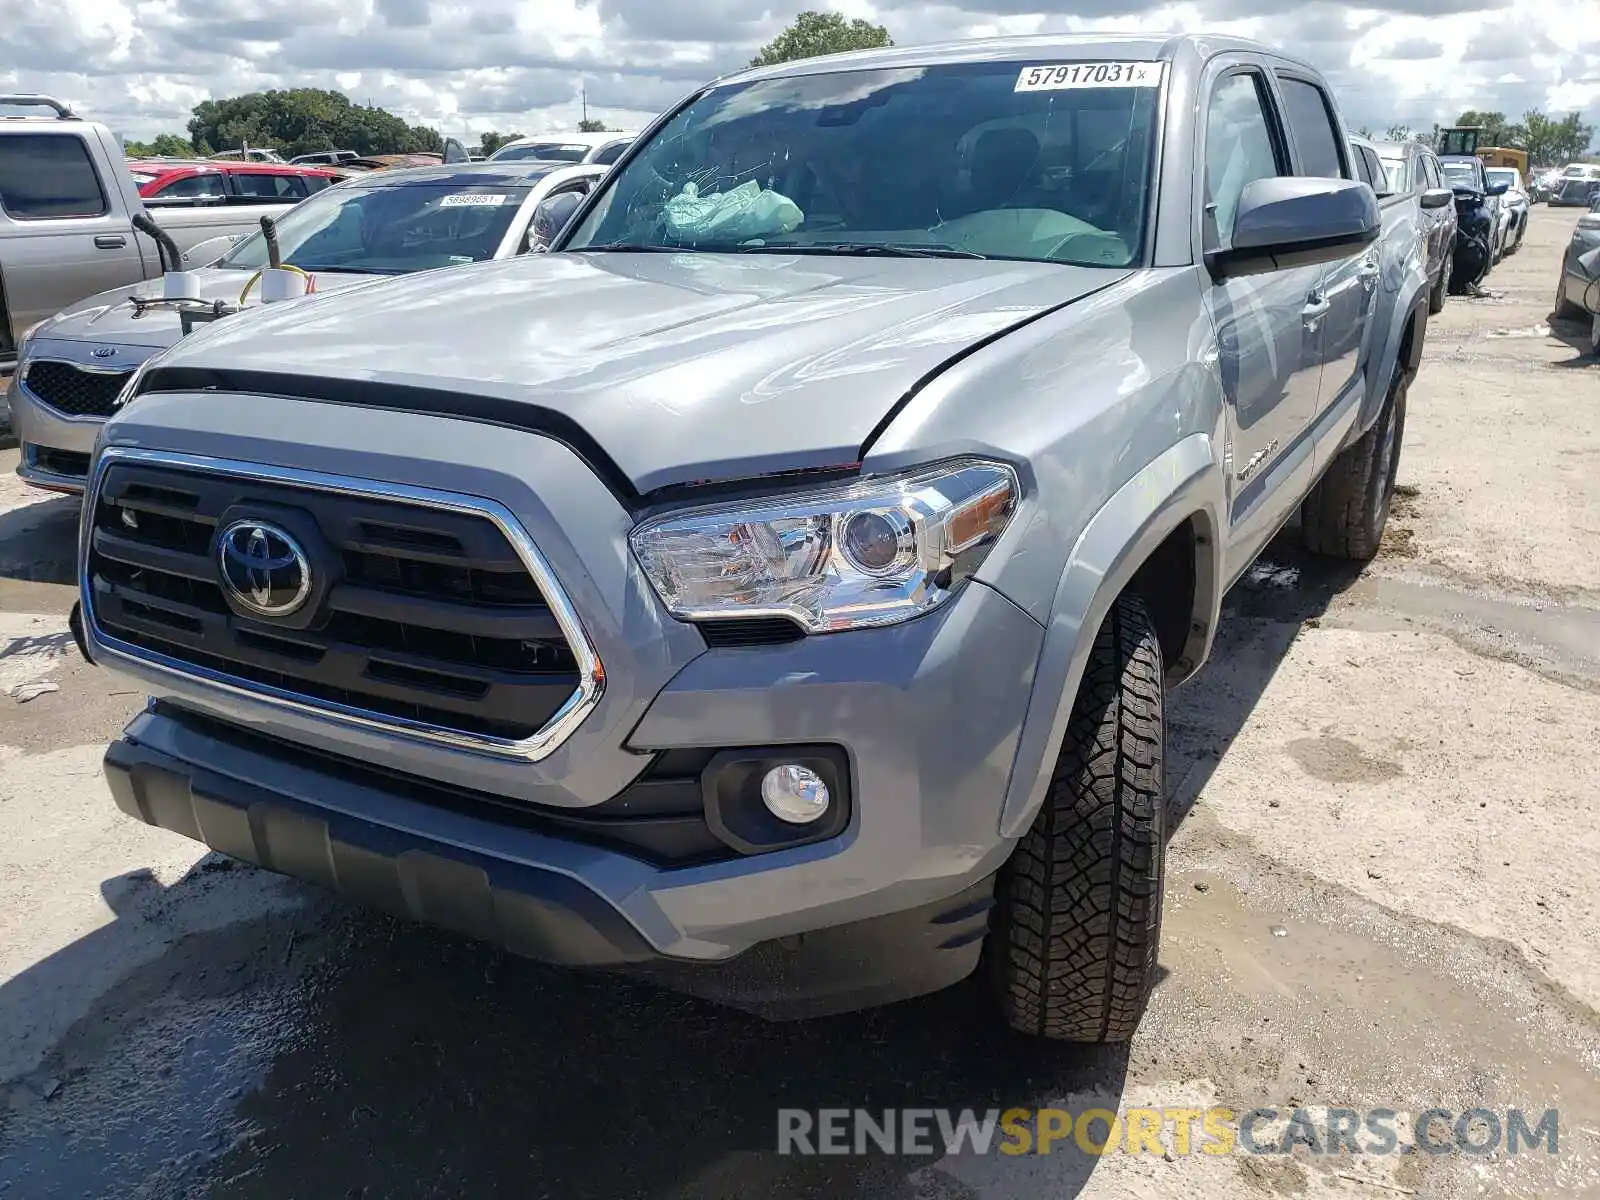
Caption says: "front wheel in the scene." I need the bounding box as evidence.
[990,593,1165,1043]
[1302,360,1410,561]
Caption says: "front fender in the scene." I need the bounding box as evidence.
[997,432,1225,839]
[1362,278,1428,433]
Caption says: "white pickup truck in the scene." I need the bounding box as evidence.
[0,94,301,370]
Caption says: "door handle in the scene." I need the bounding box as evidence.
[1302,294,1331,323]
[94,235,126,249]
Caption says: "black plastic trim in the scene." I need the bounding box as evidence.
[135,366,644,508]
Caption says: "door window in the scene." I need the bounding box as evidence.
[1353,146,1386,191]
[0,133,108,219]
[1203,71,1284,246]
[232,172,310,200]
[591,141,630,166]
[1276,76,1347,179]
[1411,155,1430,191]
[153,174,226,201]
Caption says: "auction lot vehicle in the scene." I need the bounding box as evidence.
[1441,154,1511,264]
[1554,204,1600,323]
[10,160,606,491]
[1370,137,1457,313]
[487,131,639,167]
[0,95,333,370]
[79,35,1429,1042]
[1440,155,1503,292]
[127,159,340,205]
[1485,167,1529,256]
[1551,164,1600,208]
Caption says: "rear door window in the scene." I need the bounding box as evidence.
[0,133,109,219]
[1275,76,1347,179]
[230,172,309,200]
[153,173,226,201]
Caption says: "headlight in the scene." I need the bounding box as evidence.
[15,320,45,361]
[629,459,1018,634]
[1578,214,1600,230]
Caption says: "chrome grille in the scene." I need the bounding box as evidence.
[84,450,603,758]
[23,359,131,417]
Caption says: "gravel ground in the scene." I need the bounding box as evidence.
[1,210,1598,1199]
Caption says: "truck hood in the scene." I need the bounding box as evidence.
[35,269,387,351]
[144,251,1130,493]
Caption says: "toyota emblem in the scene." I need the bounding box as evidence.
[216,520,312,618]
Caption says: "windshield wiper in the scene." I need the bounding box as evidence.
[738,242,989,260]
[576,242,684,253]
[288,265,398,275]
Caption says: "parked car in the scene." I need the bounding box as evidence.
[207,147,286,164]
[487,131,639,166]
[1550,164,1600,207]
[1553,204,1600,323]
[290,150,361,166]
[1440,155,1504,292]
[127,160,340,205]
[78,34,1428,1044]
[8,161,605,492]
[0,95,330,370]
[1529,167,1562,204]
[1484,166,1529,255]
[1440,154,1510,264]
[1371,137,1457,313]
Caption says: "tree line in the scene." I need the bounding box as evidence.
[125,88,442,159]
[1354,109,1594,166]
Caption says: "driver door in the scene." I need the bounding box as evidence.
[1200,64,1325,583]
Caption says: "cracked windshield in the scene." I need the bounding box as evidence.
[566,61,1161,266]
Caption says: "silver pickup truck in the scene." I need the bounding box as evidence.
[0,95,305,371]
[77,34,1429,1043]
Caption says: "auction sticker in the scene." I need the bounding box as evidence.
[440,193,509,207]
[1015,61,1165,91]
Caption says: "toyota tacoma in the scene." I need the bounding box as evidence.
[76,34,1428,1041]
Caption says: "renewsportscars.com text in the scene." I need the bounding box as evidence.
[776,1106,1562,1157]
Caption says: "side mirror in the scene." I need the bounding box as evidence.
[1207,176,1379,280]
[1487,181,1509,196]
[530,190,583,250]
[1420,187,1454,210]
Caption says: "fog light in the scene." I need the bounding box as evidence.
[760,764,830,824]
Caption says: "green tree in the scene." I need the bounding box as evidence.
[123,132,197,158]
[750,10,892,67]
[1384,123,1412,142]
[187,88,442,159]
[1353,124,1374,138]
[478,130,523,156]
[577,118,613,132]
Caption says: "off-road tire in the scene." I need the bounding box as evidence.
[1302,361,1410,561]
[1554,279,1586,323]
[991,593,1165,1043]
[1428,252,1450,315]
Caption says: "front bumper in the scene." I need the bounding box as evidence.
[8,370,103,493]
[106,708,998,1018]
[85,395,1048,1011]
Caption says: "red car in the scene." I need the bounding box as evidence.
[126,160,340,205]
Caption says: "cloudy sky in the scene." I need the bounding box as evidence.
[3,0,1599,144]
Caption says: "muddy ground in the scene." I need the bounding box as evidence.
[2,211,1598,1199]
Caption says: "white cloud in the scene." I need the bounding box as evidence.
[0,0,1596,142]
